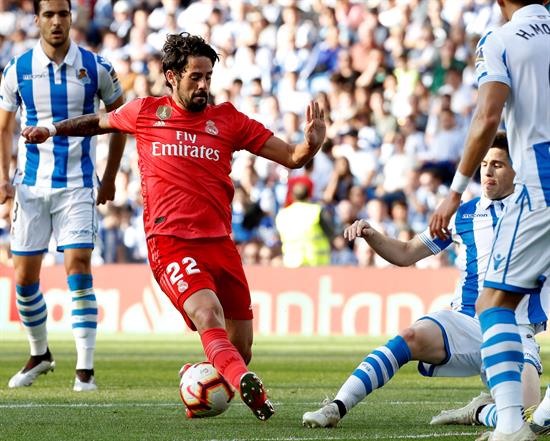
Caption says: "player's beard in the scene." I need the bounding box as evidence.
[184,92,208,112]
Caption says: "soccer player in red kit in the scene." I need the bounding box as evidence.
[23,33,326,421]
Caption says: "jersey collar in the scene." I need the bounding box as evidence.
[511,4,550,21]
[35,39,78,68]
[479,192,514,210]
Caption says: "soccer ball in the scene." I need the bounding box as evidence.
[179,362,235,418]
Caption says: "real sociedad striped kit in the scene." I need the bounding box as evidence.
[475,6,550,292]
[416,195,548,378]
[0,40,122,254]
[472,4,550,434]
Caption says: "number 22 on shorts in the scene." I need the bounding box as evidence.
[166,257,200,293]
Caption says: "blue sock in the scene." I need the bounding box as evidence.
[334,336,412,412]
[479,307,524,434]
[16,282,48,355]
[69,274,97,370]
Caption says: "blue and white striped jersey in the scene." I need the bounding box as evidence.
[418,195,548,325]
[0,40,122,188]
[475,4,550,209]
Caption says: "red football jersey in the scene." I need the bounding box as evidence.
[108,96,273,239]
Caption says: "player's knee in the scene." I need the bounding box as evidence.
[189,305,225,332]
[399,327,419,353]
[65,249,92,275]
[14,268,39,286]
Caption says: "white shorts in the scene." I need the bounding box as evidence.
[484,186,550,292]
[417,310,542,378]
[11,184,97,255]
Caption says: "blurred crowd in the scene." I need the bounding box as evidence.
[0,0,523,268]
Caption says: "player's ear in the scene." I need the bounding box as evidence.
[165,70,178,89]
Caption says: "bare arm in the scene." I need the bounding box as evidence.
[257,101,326,169]
[429,81,509,239]
[455,82,509,177]
[344,219,433,267]
[0,109,16,204]
[22,112,118,144]
[97,96,127,205]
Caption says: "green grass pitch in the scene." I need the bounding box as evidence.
[2,334,549,440]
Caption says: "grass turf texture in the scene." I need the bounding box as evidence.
[2,334,549,441]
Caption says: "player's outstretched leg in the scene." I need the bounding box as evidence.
[477,307,535,440]
[69,274,98,392]
[9,283,54,388]
[239,372,275,421]
[430,392,494,426]
[201,327,274,420]
[303,335,411,428]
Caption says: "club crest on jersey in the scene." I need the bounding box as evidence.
[156,106,172,120]
[77,68,91,85]
[205,120,218,135]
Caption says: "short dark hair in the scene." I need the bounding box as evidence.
[491,132,509,155]
[34,0,72,14]
[162,33,219,91]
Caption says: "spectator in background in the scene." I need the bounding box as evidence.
[110,0,132,43]
[331,235,358,266]
[0,0,495,271]
[333,128,378,190]
[430,40,466,93]
[284,159,314,207]
[310,138,334,201]
[276,183,332,268]
[423,108,465,183]
[323,156,356,205]
[380,131,416,200]
[148,0,184,32]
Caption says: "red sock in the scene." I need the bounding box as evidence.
[200,327,248,391]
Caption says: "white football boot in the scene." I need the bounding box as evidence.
[475,423,536,441]
[8,359,56,388]
[303,401,341,428]
[430,392,493,425]
[525,404,550,435]
[73,375,97,392]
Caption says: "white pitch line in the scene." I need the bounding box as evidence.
[0,403,179,409]
[206,433,476,441]
[0,400,464,409]
[0,400,463,409]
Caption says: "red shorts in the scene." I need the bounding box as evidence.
[147,235,253,330]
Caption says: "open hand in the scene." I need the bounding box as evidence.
[304,101,326,150]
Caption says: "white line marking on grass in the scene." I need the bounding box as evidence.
[206,433,476,441]
[0,400,463,409]
[0,400,463,410]
[0,403,179,409]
